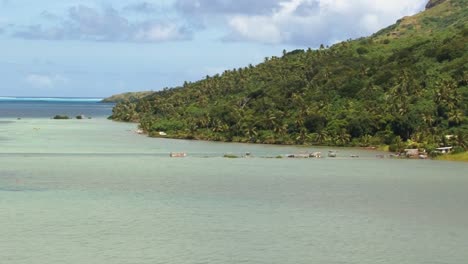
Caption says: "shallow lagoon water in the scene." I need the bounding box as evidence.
[1,116,467,264]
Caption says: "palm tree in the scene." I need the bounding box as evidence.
[392,136,407,153]
[453,131,467,150]
[242,123,258,142]
[311,130,330,145]
[448,110,463,125]
[274,123,288,137]
[422,113,435,126]
[334,129,351,146]
[186,118,199,137]
[212,119,228,133]
[295,127,309,144]
[360,134,373,147]
[435,78,459,110]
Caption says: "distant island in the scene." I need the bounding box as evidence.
[101,91,153,103]
[105,0,467,159]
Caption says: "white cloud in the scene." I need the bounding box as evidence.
[123,2,159,14]
[134,23,190,42]
[228,16,283,44]
[7,0,427,46]
[175,0,280,15]
[13,5,192,43]
[25,74,68,88]
[223,0,427,45]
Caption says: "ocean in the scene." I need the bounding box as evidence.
[0,97,114,118]
[0,99,467,264]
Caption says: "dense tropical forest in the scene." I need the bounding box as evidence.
[109,0,467,154]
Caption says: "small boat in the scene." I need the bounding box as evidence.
[328,151,337,158]
[170,152,187,158]
[286,152,322,158]
[350,154,359,158]
[287,154,310,158]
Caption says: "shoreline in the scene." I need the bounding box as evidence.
[128,126,468,162]
[3,117,465,162]
[129,126,383,151]
[128,125,468,162]
[435,152,468,162]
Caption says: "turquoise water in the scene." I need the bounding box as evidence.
[0,97,113,118]
[0,97,103,102]
[1,108,468,263]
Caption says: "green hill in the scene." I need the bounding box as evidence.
[110,0,467,152]
[101,91,153,103]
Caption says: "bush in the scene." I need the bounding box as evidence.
[452,146,465,154]
[462,27,468,37]
[429,150,441,158]
[150,119,185,132]
[53,115,69,119]
[375,130,395,145]
[356,47,369,55]
[389,144,398,152]
[223,154,239,158]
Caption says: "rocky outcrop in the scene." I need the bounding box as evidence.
[426,0,448,9]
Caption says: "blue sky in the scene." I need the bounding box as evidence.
[0,0,427,97]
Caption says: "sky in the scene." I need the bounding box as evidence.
[0,0,427,97]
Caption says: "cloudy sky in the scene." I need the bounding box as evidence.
[0,0,427,97]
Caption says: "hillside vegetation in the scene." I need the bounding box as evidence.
[110,0,467,153]
[102,91,153,103]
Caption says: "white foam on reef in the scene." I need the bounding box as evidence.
[0,97,103,102]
